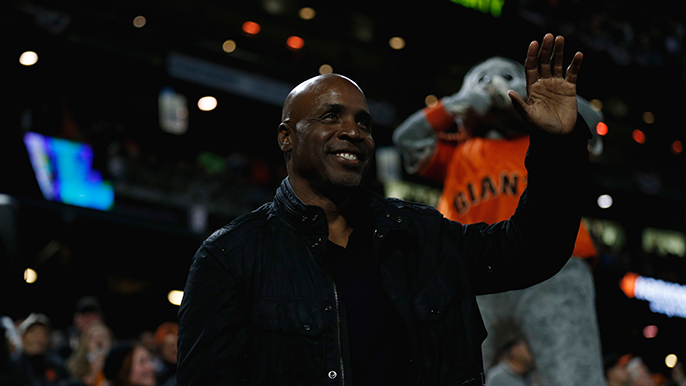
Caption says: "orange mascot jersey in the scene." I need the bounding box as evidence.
[420,102,597,260]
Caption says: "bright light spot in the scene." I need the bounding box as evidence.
[643,111,655,124]
[298,7,316,20]
[0,194,11,205]
[590,99,603,111]
[597,194,613,209]
[168,290,184,306]
[319,64,333,74]
[197,96,217,111]
[287,36,305,50]
[133,15,146,28]
[425,95,439,108]
[19,51,38,66]
[672,140,683,155]
[666,354,678,368]
[242,21,261,35]
[389,37,406,50]
[596,122,608,136]
[222,39,237,53]
[642,325,658,338]
[632,129,646,144]
[627,274,686,318]
[24,268,37,284]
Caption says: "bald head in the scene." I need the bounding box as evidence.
[281,74,365,123]
[276,73,374,195]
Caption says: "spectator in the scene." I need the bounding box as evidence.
[14,313,68,385]
[103,342,156,386]
[52,297,105,363]
[63,321,111,386]
[1,314,32,386]
[152,322,177,386]
[604,354,632,386]
[625,356,655,386]
[485,337,536,386]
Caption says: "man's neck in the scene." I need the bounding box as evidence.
[289,177,355,247]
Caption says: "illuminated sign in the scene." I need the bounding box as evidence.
[450,0,505,17]
[23,132,114,211]
[621,272,686,319]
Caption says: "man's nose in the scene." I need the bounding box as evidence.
[338,118,364,141]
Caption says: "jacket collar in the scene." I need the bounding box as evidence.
[273,177,413,234]
[273,177,328,233]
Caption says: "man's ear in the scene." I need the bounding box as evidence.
[278,123,292,152]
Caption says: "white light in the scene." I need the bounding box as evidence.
[666,354,678,368]
[19,51,38,66]
[633,275,686,318]
[168,290,184,306]
[0,194,11,205]
[597,194,613,209]
[197,96,217,111]
[24,268,37,284]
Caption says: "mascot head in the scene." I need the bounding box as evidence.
[448,56,603,155]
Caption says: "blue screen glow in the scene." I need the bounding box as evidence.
[23,132,114,211]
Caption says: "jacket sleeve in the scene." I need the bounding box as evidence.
[177,242,249,385]
[452,115,592,295]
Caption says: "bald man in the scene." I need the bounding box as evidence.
[177,33,592,386]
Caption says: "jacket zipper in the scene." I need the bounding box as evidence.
[331,280,345,385]
[320,238,345,385]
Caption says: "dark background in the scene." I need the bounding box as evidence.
[1,0,685,379]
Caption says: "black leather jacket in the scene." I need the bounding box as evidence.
[177,119,590,386]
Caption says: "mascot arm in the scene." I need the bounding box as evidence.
[393,100,455,175]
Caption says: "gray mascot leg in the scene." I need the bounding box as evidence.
[477,258,606,386]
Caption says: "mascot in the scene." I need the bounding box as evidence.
[393,57,606,386]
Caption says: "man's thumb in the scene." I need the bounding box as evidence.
[508,90,529,121]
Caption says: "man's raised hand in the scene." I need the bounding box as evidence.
[508,33,583,135]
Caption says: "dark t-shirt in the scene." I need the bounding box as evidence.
[327,228,410,385]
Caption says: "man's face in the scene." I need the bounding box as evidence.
[281,75,375,191]
[22,324,50,356]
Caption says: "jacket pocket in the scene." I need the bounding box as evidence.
[413,261,460,322]
[249,298,329,384]
[413,262,486,378]
[252,297,327,336]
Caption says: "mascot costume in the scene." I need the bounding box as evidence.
[393,57,606,386]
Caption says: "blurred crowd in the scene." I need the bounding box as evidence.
[516,0,686,77]
[0,297,177,386]
[483,335,686,386]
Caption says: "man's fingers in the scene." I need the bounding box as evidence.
[552,36,565,78]
[524,40,540,88]
[565,51,584,84]
[538,33,555,78]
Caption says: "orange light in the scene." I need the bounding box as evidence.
[672,140,683,154]
[242,21,261,35]
[425,95,439,108]
[596,122,608,136]
[620,272,639,298]
[632,129,646,144]
[286,35,305,50]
